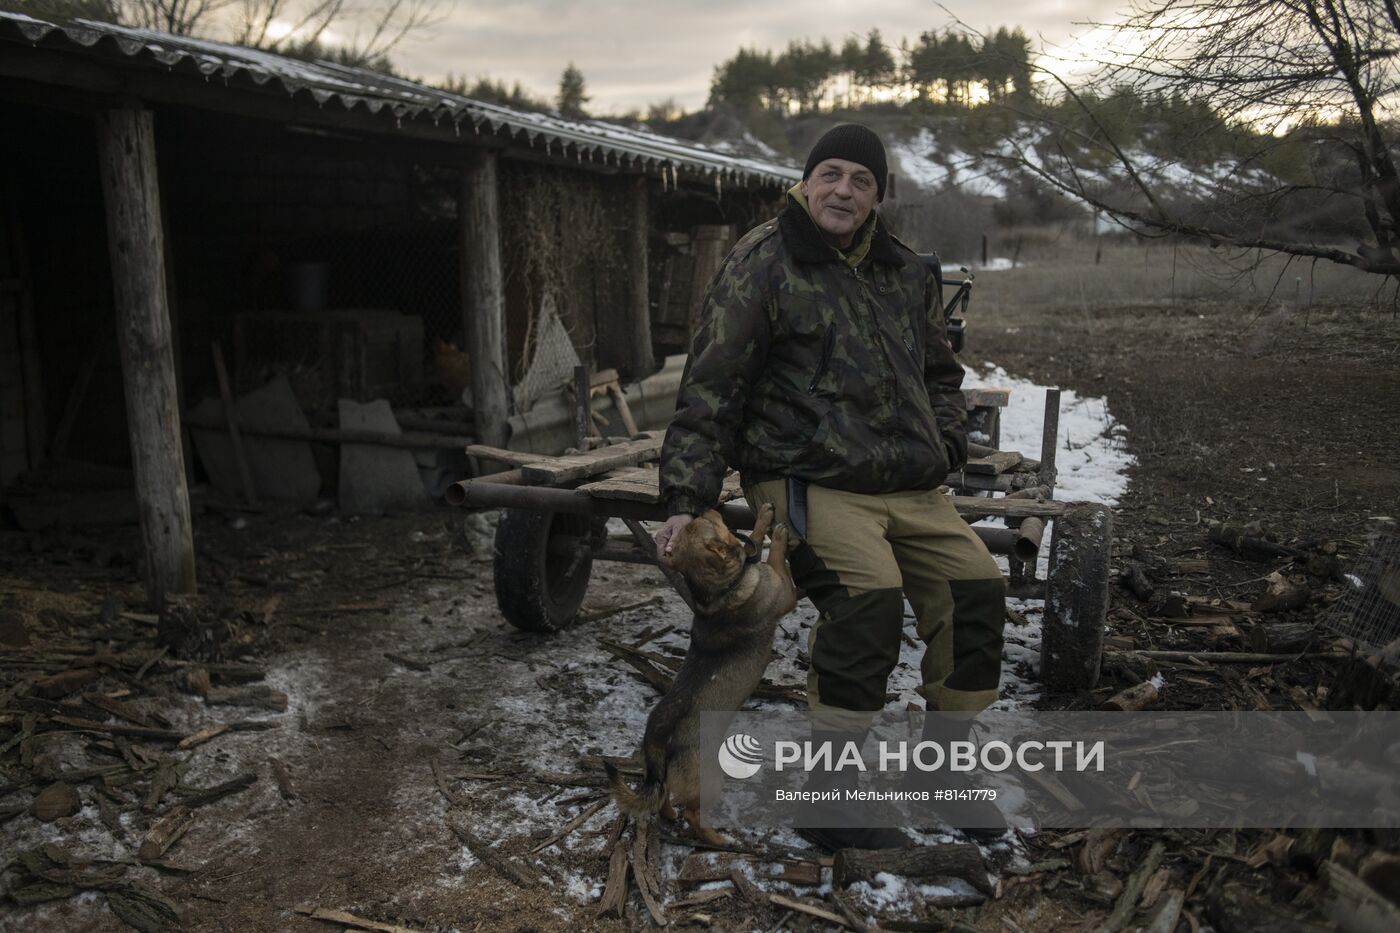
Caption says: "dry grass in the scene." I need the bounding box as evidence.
[967,233,1395,315]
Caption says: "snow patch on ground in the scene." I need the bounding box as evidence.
[891,127,1009,199]
[966,363,1134,508]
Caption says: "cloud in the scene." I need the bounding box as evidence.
[396,1,1129,112]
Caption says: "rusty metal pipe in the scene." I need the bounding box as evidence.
[444,469,529,505]
[1015,516,1046,563]
[973,526,1019,555]
[453,478,1032,562]
[450,479,758,530]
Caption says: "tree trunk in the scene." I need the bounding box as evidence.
[95,108,196,608]
[460,149,509,448]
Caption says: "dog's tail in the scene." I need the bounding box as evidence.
[605,730,669,817]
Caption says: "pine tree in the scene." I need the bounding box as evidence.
[557,63,590,119]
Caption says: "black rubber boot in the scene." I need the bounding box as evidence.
[791,731,913,853]
[908,714,1008,842]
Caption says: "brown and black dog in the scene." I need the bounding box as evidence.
[606,503,797,845]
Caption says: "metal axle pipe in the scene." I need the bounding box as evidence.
[451,476,1029,557]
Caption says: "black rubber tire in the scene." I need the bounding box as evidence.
[1040,503,1113,691]
[493,509,598,633]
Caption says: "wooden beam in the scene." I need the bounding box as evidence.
[460,149,510,448]
[629,176,655,376]
[95,107,195,607]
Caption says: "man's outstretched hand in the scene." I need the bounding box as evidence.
[653,514,693,565]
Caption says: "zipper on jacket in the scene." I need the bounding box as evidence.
[808,327,835,393]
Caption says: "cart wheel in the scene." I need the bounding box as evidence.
[1040,503,1112,691]
[493,509,601,633]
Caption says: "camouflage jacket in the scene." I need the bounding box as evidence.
[660,195,968,516]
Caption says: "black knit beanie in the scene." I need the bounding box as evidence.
[803,123,888,201]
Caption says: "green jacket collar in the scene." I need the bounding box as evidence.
[780,186,904,269]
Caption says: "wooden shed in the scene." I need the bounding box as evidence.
[0,12,798,605]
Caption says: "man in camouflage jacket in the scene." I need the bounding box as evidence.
[655,125,1007,848]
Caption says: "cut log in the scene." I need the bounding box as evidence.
[1254,571,1310,613]
[138,805,193,860]
[832,844,992,895]
[1209,523,1305,560]
[1101,681,1160,711]
[1250,622,1316,654]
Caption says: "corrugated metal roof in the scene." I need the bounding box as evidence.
[0,11,801,190]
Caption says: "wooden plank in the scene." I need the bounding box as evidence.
[950,495,1066,518]
[519,433,663,485]
[462,444,548,466]
[578,467,743,504]
[96,108,195,607]
[965,387,1010,409]
[964,450,1023,475]
[577,476,661,503]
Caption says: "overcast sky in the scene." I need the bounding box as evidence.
[389,1,1130,113]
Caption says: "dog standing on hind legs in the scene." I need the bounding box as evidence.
[606,503,797,846]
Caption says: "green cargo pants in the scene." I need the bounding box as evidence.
[745,481,1006,717]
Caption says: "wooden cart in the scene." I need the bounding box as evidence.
[447,387,1112,691]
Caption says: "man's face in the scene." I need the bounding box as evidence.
[800,157,879,249]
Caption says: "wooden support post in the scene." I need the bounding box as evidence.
[1039,388,1061,493]
[95,108,195,607]
[574,364,591,448]
[460,149,510,448]
[629,176,655,377]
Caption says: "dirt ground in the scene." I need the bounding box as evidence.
[2,283,1398,931]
